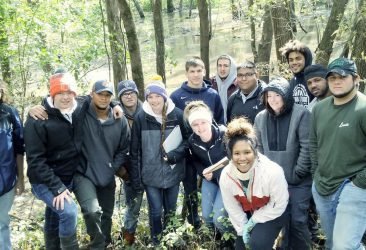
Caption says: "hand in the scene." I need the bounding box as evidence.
[52,189,73,210]
[163,151,177,164]
[15,177,25,195]
[242,218,256,244]
[116,166,130,181]
[29,105,48,120]
[203,172,213,181]
[113,105,123,119]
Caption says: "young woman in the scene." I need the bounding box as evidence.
[220,117,289,250]
[130,80,187,245]
[184,101,233,244]
[254,77,312,250]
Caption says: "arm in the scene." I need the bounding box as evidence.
[294,110,312,177]
[252,164,289,223]
[309,111,318,177]
[352,109,366,189]
[25,118,67,196]
[112,116,131,172]
[219,171,248,235]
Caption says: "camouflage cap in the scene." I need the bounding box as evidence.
[326,58,357,78]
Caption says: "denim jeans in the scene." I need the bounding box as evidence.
[312,180,366,250]
[123,181,143,233]
[201,179,229,233]
[0,187,15,250]
[31,183,78,237]
[145,185,180,244]
[73,173,116,248]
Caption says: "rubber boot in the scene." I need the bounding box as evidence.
[60,233,79,250]
[83,211,105,249]
[44,231,61,250]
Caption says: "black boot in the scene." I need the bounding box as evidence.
[44,231,61,250]
[83,211,105,249]
[60,233,79,250]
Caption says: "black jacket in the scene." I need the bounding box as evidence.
[188,124,227,185]
[226,80,266,124]
[25,97,88,196]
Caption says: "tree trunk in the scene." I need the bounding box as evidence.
[132,0,145,18]
[197,0,210,79]
[117,0,145,95]
[153,0,166,84]
[105,0,127,91]
[271,0,294,63]
[315,0,349,66]
[257,7,273,83]
[0,1,11,83]
[248,0,257,62]
[351,0,366,91]
[167,0,174,13]
[179,0,183,13]
[189,0,194,18]
[289,0,297,33]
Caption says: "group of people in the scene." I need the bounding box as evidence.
[1,38,365,250]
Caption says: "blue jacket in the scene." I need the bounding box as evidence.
[170,80,224,125]
[0,103,24,196]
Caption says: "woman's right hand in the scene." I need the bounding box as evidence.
[203,172,213,181]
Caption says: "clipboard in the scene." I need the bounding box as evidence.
[163,125,182,153]
[202,157,229,175]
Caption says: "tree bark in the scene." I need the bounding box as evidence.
[271,0,294,63]
[117,0,145,95]
[351,0,366,91]
[132,0,145,18]
[315,0,349,66]
[0,1,11,83]
[167,0,174,13]
[197,0,210,79]
[105,0,127,91]
[257,7,273,83]
[248,0,257,62]
[189,0,194,18]
[153,0,166,84]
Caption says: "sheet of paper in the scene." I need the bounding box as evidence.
[163,125,182,153]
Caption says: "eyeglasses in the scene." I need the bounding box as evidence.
[122,91,136,97]
[237,72,256,79]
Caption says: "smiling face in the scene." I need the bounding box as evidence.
[91,91,112,110]
[232,140,256,173]
[288,51,305,74]
[147,93,165,114]
[307,77,328,99]
[53,91,75,111]
[236,67,258,94]
[190,119,212,142]
[217,58,231,79]
[266,91,284,115]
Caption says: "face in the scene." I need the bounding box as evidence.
[267,91,284,114]
[327,73,356,98]
[217,58,231,79]
[236,67,258,94]
[53,91,75,110]
[92,91,112,110]
[147,93,165,114]
[288,51,305,74]
[186,66,206,88]
[190,119,212,142]
[307,77,328,98]
[232,140,256,173]
[120,91,138,109]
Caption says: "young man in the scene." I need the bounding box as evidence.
[116,79,143,245]
[210,55,237,121]
[170,57,224,230]
[309,58,366,249]
[280,40,314,108]
[0,80,24,250]
[226,61,266,124]
[304,64,331,111]
[25,73,82,249]
[73,80,130,249]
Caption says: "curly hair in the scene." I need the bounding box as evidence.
[279,39,307,61]
[225,117,258,158]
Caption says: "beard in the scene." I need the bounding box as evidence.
[331,82,355,98]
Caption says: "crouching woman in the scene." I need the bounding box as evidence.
[220,117,289,250]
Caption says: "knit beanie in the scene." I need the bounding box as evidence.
[145,80,167,101]
[304,64,327,82]
[49,73,77,98]
[188,107,213,126]
[117,80,139,99]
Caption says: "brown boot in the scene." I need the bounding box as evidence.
[122,230,135,246]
